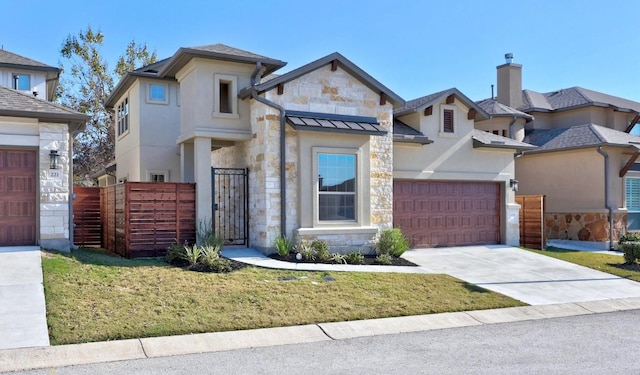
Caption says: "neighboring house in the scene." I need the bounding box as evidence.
[393,88,534,248]
[481,54,640,249]
[0,49,88,250]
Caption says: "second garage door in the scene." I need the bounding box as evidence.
[0,149,37,246]
[393,180,500,248]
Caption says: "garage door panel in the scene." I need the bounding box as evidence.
[0,149,37,246]
[393,180,500,248]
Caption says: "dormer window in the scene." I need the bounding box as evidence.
[12,74,30,91]
[213,74,238,118]
[440,105,457,136]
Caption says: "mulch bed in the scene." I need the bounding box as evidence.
[269,253,418,267]
[168,258,249,273]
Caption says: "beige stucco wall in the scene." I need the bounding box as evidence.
[0,117,73,251]
[114,82,141,182]
[528,107,636,131]
[394,98,520,246]
[474,117,526,141]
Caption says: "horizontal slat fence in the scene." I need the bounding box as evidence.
[516,195,545,250]
[73,187,102,246]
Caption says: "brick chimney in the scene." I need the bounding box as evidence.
[496,53,522,109]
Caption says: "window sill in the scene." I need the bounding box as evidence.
[212,112,240,120]
[296,226,378,236]
[117,129,130,140]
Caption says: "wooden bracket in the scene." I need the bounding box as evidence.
[468,108,477,120]
[620,152,640,177]
[446,94,455,104]
[624,114,640,133]
[423,106,433,116]
[277,83,284,95]
[331,60,338,71]
[380,92,387,105]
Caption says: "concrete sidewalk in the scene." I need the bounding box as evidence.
[2,297,639,373]
[0,247,49,351]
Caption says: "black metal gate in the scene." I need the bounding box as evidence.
[211,168,249,246]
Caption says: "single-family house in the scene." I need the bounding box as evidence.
[0,49,88,250]
[481,54,640,249]
[107,44,537,253]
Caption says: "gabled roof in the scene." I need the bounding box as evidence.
[476,98,533,120]
[472,129,536,151]
[523,124,640,153]
[393,119,432,144]
[0,86,88,131]
[240,52,404,107]
[0,49,59,72]
[395,88,490,120]
[521,87,640,114]
[159,44,286,78]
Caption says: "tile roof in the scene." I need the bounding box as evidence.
[521,87,640,114]
[395,88,489,120]
[0,86,88,127]
[285,111,387,136]
[475,98,533,120]
[0,49,58,71]
[523,124,640,153]
[471,129,536,151]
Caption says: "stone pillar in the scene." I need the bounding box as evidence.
[505,203,521,246]
[193,137,212,238]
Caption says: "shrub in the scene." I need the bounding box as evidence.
[618,233,640,264]
[375,253,393,265]
[166,241,187,263]
[345,251,364,265]
[331,253,347,265]
[203,257,232,273]
[197,219,225,248]
[274,236,292,257]
[376,228,410,257]
[200,244,221,265]
[294,240,315,261]
[181,244,202,267]
[312,240,331,261]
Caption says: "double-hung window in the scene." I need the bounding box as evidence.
[626,177,640,230]
[317,153,357,222]
[117,97,129,136]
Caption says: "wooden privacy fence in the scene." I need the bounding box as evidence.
[100,182,197,258]
[73,187,102,246]
[516,195,545,250]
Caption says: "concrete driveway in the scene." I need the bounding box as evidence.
[402,245,640,305]
[0,247,49,350]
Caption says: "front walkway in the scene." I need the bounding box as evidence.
[0,247,49,350]
[222,245,640,305]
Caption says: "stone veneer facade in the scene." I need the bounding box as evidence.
[545,211,626,243]
[211,64,393,253]
[39,123,73,251]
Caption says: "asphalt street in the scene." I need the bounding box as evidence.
[9,310,640,375]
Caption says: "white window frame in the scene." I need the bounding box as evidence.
[147,170,169,182]
[12,73,31,91]
[213,73,239,119]
[117,96,130,138]
[439,104,458,137]
[312,147,362,227]
[626,176,640,230]
[146,83,168,104]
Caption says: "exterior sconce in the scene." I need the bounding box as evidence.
[509,178,519,192]
[49,150,60,170]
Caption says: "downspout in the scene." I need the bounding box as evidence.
[68,129,79,250]
[508,116,517,140]
[596,146,615,250]
[249,62,287,238]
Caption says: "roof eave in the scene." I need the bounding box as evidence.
[0,62,60,73]
[393,135,433,145]
[472,138,536,151]
[0,109,89,129]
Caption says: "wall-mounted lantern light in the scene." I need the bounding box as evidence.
[509,178,519,192]
[49,150,60,169]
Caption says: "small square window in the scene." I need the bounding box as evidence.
[12,74,30,90]
[150,85,165,101]
[150,173,165,182]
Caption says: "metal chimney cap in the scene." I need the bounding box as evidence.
[505,53,514,63]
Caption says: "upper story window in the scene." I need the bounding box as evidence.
[213,74,238,118]
[12,74,30,91]
[317,153,357,222]
[117,97,129,137]
[147,83,168,104]
[148,170,168,182]
[440,105,457,136]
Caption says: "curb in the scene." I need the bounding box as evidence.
[2,297,640,373]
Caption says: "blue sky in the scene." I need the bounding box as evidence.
[2,0,639,102]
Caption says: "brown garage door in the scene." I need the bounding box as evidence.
[0,149,37,246]
[393,180,500,248]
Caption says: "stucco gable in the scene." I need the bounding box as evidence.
[396,88,489,121]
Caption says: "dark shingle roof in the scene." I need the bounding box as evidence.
[0,86,88,129]
[476,98,533,120]
[395,88,489,120]
[393,119,432,144]
[521,87,640,114]
[0,49,58,71]
[524,124,640,153]
[472,129,536,151]
[188,44,276,61]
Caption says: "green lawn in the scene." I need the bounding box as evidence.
[42,248,525,345]
[526,247,640,282]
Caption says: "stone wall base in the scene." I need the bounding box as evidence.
[40,238,71,253]
[545,212,626,242]
[291,227,380,255]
